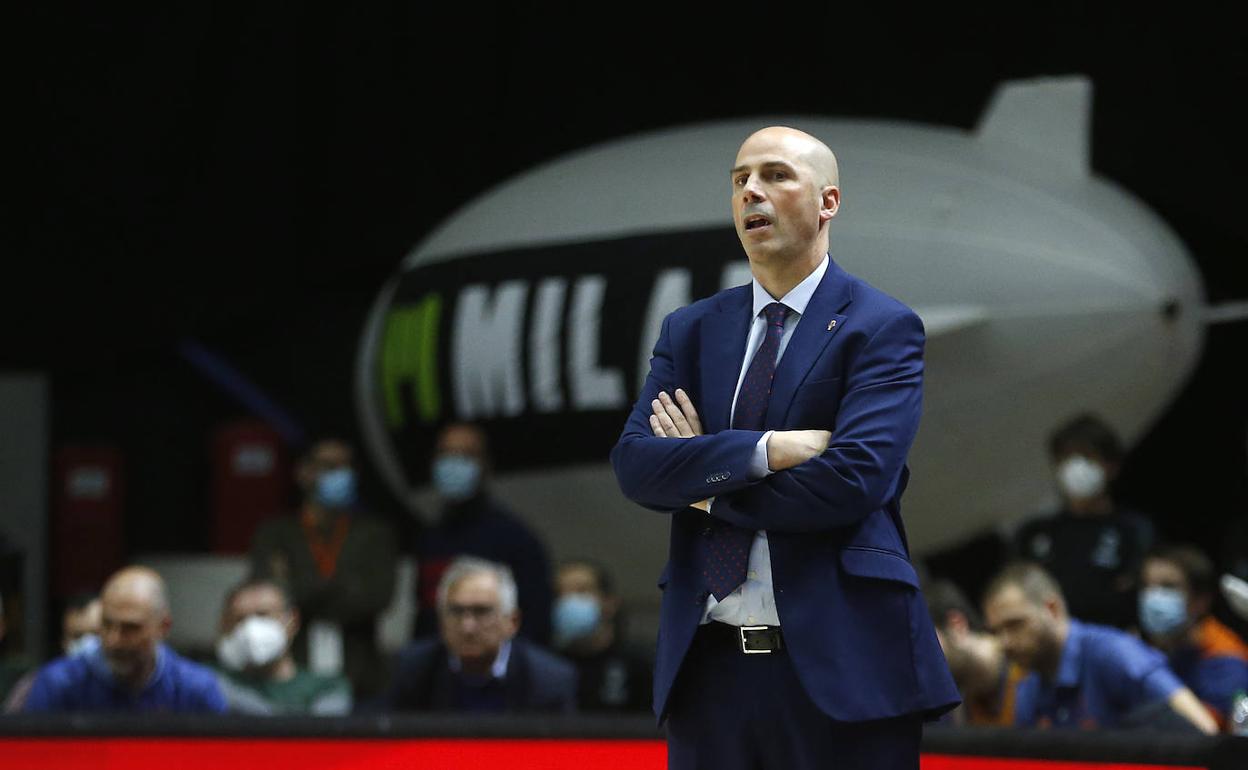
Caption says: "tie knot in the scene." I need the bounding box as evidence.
[763,302,789,328]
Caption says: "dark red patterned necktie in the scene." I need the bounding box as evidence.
[698,302,789,601]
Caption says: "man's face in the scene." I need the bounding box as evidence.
[439,572,518,664]
[731,132,831,263]
[436,425,486,462]
[984,585,1061,673]
[62,600,102,653]
[556,564,602,601]
[223,585,296,640]
[298,440,353,494]
[100,593,168,682]
[1141,557,1187,595]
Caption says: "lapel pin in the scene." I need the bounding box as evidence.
[827,319,837,330]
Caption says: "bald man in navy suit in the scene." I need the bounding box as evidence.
[612,127,959,769]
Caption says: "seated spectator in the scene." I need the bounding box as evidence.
[414,423,554,645]
[552,559,652,713]
[1013,414,1155,628]
[22,567,225,713]
[250,437,398,699]
[214,579,352,715]
[3,593,101,713]
[925,579,1025,726]
[379,556,575,713]
[983,562,1215,733]
[1138,544,1248,730]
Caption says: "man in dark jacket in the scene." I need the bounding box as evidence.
[380,556,575,713]
[413,423,553,644]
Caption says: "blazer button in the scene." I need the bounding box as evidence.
[701,527,714,538]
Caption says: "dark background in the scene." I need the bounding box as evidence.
[7,7,1247,565]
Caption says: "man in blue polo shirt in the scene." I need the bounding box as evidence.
[982,562,1215,733]
[23,566,225,713]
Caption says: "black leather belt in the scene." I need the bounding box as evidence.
[700,621,784,654]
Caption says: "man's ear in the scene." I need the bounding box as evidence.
[602,595,622,622]
[505,609,521,638]
[158,613,173,640]
[819,186,840,223]
[945,609,971,638]
[1043,596,1063,621]
[287,607,301,639]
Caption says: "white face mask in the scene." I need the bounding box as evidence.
[216,615,288,671]
[1056,456,1107,500]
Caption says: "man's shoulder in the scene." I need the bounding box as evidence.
[395,638,444,669]
[32,654,92,690]
[251,514,300,541]
[1075,621,1162,668]
[834,264,920,328]
[667,284,751,325]
[163,648,225,690]
[514,638,576,682]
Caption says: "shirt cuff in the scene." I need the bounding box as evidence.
[750,431,775,478]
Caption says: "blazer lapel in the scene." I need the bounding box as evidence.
[699,287,752,433]
[765,260,855,428]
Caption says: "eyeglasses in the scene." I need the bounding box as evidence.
[443,603,500,621]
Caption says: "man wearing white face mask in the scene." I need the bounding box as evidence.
[412,423,554,645]
[214,579,352,715]
[1139,544,1248,730]
[250,438,398,699]
[1014,414,1156,628]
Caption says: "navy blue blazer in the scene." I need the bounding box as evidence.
[378,637,578,713]
[611,258,960,723]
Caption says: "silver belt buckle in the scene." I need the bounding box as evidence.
[739,625,773,654]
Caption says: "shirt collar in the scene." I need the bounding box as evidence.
[86,641,169,692]
[750,254,829,319]
[1053,618,1085,688]
[448,638,512,680]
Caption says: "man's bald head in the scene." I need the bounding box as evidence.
[99,566,173,687]
[102,566,170,619]
[738,126,839,189]
[731,126,841,272]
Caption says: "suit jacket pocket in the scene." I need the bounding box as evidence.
[839,546,919,589]
[789,376,843,426]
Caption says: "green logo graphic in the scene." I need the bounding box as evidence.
[380,293,442,427]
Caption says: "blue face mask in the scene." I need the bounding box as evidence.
[553,593,601,648]
[315,468,357,509]
[1139,587,1188,637]
[433,455,481,502]
[67,633,100,658]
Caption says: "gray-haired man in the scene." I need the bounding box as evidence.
[377,556,577,713]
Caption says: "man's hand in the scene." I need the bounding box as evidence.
[766,430,832,471]
[649,389,703,439]
[649,389,710,511]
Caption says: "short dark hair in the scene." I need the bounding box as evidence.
[983,562,1065,608]
[924,579,983,632]
[63,592,99,614]
[1146,543,1216,598]
[1048,413,1123,464]
[225,578,293,612]
[558,558,616,596]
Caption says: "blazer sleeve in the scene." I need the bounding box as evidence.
[611,312,768,512]
[707,309,925,533]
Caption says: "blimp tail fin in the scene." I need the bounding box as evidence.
[1204,301,1248,325]
[976,76,1091,176]
[914,305,989,337]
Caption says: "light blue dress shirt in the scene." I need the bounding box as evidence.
[701,255,830,627]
